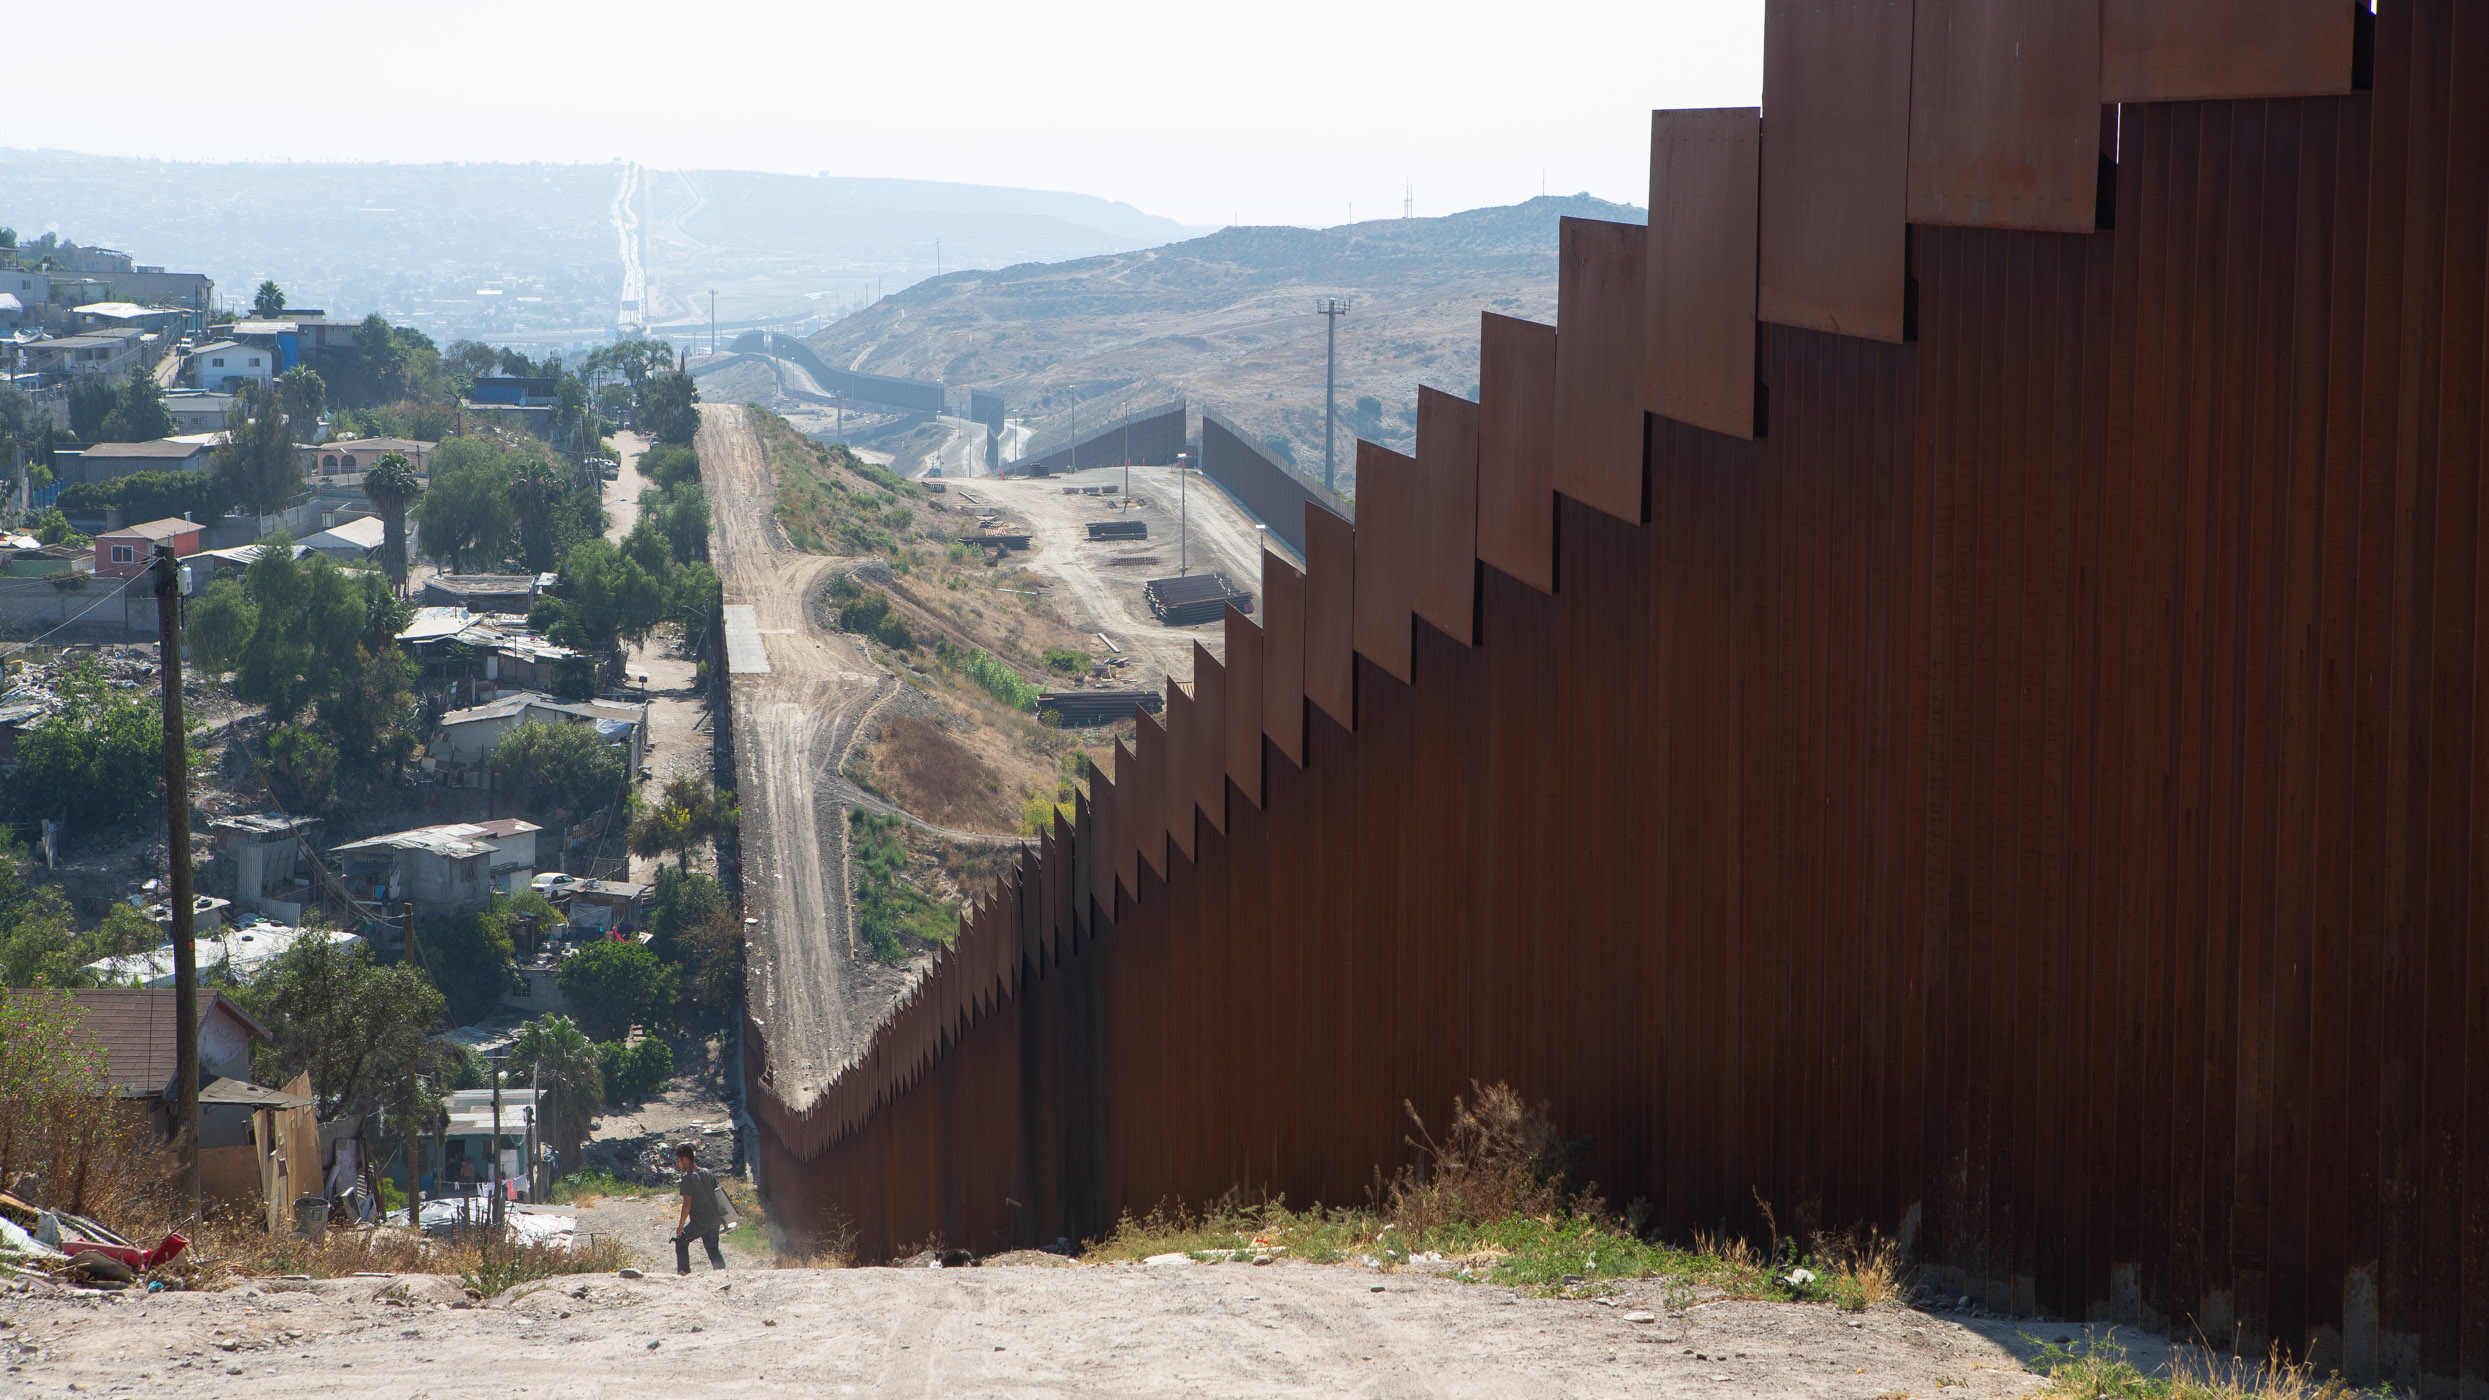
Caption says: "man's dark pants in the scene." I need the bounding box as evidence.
[676,1228,724,1274]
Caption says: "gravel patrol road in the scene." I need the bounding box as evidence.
[700,402,898,1104]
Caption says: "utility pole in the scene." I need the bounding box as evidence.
[708,290,717,357]
[1176,451,1189,575]
[1315,298,1350,492]
[154,543,200,1222]
[489,1055,505,1230]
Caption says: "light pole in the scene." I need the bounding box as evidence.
[488,1052,506,1230]
[1315,298,1350,491]
[1176,451,1189,575]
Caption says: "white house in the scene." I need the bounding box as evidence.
[191,340,273,392]
[330,819,542,914]
[434,691,647,772]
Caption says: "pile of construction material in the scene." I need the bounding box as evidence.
[1144,573,1253,626]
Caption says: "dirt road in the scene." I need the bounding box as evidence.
[1,1264,2084,1398]
[988,465,1269,686]
[699,404,899,1104]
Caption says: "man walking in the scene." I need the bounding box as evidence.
[673,1142,726,1274]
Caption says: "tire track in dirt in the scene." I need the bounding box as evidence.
[701,403,895,1105]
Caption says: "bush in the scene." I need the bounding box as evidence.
[647,865,726,958]
[849,811,959,964]
[9,660,171,831]
[595,1038,674,1108]
[264,724,338,810]
[960,650,1038,709]
[489,719,630,819]
[1043,646,1090,675]
[639,443,700,492]
[556,939,675,1041]
[418,908,516,1026]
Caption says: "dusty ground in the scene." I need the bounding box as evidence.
[701,402,916,1105]
[982,463,1269,689]
[0,1261,2118,1398]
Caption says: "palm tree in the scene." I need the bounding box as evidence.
[508,459,565,572]
[364,452,423,591]
[505,1015,604,1180]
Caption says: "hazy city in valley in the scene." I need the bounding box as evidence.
[2,2,2480,1397]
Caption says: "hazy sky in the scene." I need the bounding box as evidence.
[0,0,1764,229]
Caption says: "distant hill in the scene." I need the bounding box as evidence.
[0,150,1191,350]
[796,194,1644,480]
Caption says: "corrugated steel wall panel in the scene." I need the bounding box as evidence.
[1222,605,1266,808]
[1906,0,2103,232]
[1303,504,1358,728]
[1759,0,1916,342]
[1477,313,1558,592]
[1353,440,1418,682]
[1646,107,1762,439]
[748,0,2489,1385]
[1552,218,1650,524]
[1261,552,1307,765]
[1411,387,1481,641]
[2101,0,2356,102]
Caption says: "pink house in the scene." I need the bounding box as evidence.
[94,517,204,577]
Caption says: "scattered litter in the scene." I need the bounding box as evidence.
[1624,1312,1658,1324]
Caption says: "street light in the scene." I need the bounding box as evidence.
[1177,452,1189,576]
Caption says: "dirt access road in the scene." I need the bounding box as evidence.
[699,403,902,1105]
[2,1262,2099,1399]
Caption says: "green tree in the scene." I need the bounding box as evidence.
[646,481,710,564]
[185,577,256,674]
[488,719,629,819]
[232,540,417,763]
[9,660,173,831]
[97,366,174,443]
[506,1014,603,1170]
[645,864,727,958]
[252,281,287,318]
[67,378,117,441]
[212,391,305,516]
[363,451,423,589]
[638,443,700,492]
[508,458,566,572]
[59,469,235,526]
[237,929,445,1118]
[264,723,339,810]
[555,940,674,1041]
[356,314,406,398]
[0,992,109,1192]
[413,442,517,570]
[415,907,515,1027]
[593,1038,672,1108]
[639,373,700,445]
[629,773,737,872]
[276,365,326,427]
[673,909,745,1033]
[550,538,665,655]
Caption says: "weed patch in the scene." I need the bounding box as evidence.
[2023,1333,2396,1400]
[850,810,960,962]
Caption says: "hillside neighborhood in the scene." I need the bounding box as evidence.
[0,221,736,1253]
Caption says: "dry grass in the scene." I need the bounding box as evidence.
[2025,1333,2392,1400]
[168,1205,627,1292]
[1085,1083,1909,1311]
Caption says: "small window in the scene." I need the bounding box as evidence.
[211,357,225,367]
[247,357,261,367]
[110,545,134,564]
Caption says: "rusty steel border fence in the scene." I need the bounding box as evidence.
[742,0,2489,1387]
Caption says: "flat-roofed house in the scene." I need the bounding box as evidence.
[93,516,203,576]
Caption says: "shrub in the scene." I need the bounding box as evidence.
[639,442,701,492]
[264,724,338,810]
[647,865,727,957]
[9,660,172,831]
[556,939,675,1041]
[595,1037,674,1108]
[960,650,1038,709]
[489,719,629,819]
[1042,646,1089,675]
[849,811,958,964]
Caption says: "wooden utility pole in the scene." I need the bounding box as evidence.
[154,543,200,1221]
